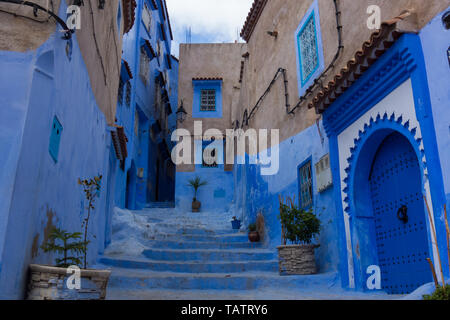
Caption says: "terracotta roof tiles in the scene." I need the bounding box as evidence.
[122,0,137,34]
[192,77,223,81]
[240,0,268,42]
[310,14,410,114]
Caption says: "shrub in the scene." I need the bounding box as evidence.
[41,227,88,268]
[248,223,257,232]
[78,175,102,269]
[278,202,321,245]
[423,284,450,300]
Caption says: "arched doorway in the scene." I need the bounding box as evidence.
[368,132,431,294]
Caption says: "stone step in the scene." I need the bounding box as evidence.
[106,268,339,291]
[142,248,276,261]
[99,256,278,273]
[146,239,263,250]
[145,202,175,209]
[147,233,249,243]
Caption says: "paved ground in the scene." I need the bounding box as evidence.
[106,288,402,300]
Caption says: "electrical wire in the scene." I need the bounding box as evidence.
[240,0,343,127]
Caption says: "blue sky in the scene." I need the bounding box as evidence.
[166,0,254,57]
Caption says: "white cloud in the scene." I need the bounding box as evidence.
[166,0,254,57]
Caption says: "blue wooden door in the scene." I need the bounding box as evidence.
[369,132,431,294]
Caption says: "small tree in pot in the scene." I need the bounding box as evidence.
[188,176,207,212]
[27,175,111,300]
[277,195,321,275]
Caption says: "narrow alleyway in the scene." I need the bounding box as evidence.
[97,207,401,300]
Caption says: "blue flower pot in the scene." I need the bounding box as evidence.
[231,220,241,230]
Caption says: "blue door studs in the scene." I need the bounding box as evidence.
[369,132,431,294]
[322,34,448,290]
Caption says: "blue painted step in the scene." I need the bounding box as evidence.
[145,202,175,209]
[142,248,276,261]
[107,268,338,291]
[146,239,263,250]
[99,256,278,273]
[149,233,249,243]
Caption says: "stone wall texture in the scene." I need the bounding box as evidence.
[277,245,319,275]
[27,265,110,300]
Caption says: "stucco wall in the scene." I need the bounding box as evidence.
[177,43,247,172]
[0,0,61,52]
[112,0,176,207]
[236,0,450,147]
[234,123,339,273]
[0,1,125,299]
[419,7,450,208]
[0,0,125,125]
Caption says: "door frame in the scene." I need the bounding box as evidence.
[322,34,448,289]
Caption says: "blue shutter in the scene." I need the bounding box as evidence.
[49,116,63,163]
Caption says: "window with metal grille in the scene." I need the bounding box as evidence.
[298,13,319,86]
[125,81,131,107]
[118,77,124,104]
[299,160,313,209]
[295,0,324,98]
[200,89,216,111]
[139,47,150,85]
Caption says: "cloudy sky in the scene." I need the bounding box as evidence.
[166,0,254,57]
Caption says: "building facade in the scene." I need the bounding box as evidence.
[175,0,450,295]
[0,0,136,299]
[112,0,178,213]
[175,43,247,212]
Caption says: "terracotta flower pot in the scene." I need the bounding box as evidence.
[192,199,201,212]
[276,244,320,275]
[27,264,111,300]
[248,231,260,242]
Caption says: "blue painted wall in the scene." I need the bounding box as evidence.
[234,124,340,273]
[0,3,113,299]
[321,12,450,290]
[0,51,34,279]
[113,0,177,209]
[420,7,450,213]
[175,169,234,213]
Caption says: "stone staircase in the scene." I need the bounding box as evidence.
[98,220,289,291]
[96,207,395,299]
[145,202,175,209]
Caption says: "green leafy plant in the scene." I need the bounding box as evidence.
[278,197,321,245]
[41,227,88,268]
[78,175,102,269]
[423,284,450,300]
[248,223,257,232]
[187,176,207,201]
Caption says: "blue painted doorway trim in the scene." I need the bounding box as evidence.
[322,34,448,290]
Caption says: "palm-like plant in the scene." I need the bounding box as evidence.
[187,176,207,201]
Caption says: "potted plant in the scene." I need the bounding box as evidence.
[187,176,207,212]
[276,195,321,275]
[27,175,111,300]
[231,216,241,230]
[248,223,260,242]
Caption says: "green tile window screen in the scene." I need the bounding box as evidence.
[298,13,319,86]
